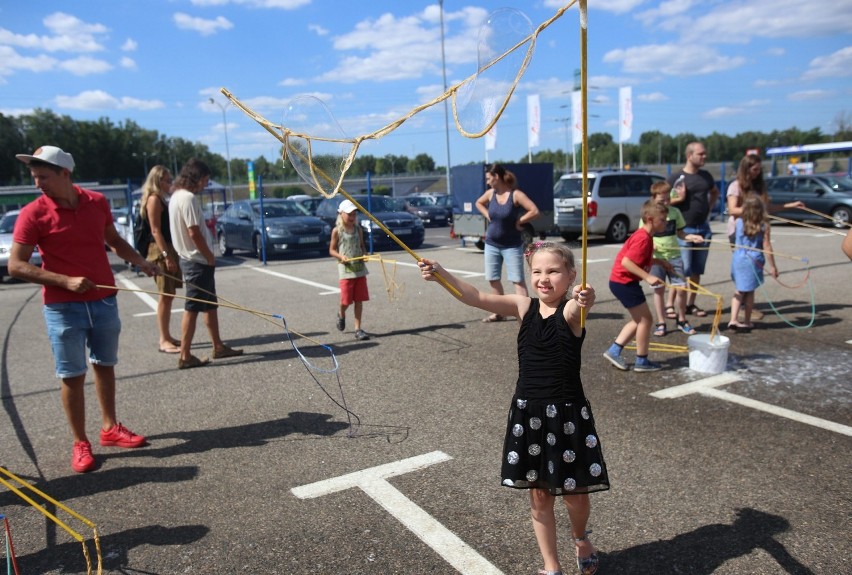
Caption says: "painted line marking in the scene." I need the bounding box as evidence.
[117,276,184,318]
[395,260,483,279]
[292,451,504,575]
[252,266,340,293]
[699,387,852,437]
[652,373,852,436]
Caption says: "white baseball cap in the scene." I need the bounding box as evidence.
[338,199,358,214]
[16,146,75,172]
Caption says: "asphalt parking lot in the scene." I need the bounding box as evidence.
[1,221,850,574]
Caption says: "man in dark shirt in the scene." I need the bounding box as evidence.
[667,142,719,317]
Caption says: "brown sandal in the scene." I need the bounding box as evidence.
[178,355,210,369]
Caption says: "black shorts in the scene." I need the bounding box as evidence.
[179,260,218,312]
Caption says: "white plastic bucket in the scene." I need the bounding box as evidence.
[687,334,730,374]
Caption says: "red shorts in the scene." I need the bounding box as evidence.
[339,276,369,306]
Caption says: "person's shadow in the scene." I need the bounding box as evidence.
[601,508,814,574]
[12,523,209,574]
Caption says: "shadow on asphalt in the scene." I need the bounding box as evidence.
[14,523,210,574]
[599,508,814,574]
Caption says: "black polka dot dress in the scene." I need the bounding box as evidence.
[501,298,609,495]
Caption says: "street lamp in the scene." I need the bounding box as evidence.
[386,155,397,196]
[132,151,156,179]
[209,97,233,203]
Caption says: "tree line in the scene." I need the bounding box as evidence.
[2,109,849,188]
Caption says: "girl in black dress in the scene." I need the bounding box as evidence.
[419,242,607,575]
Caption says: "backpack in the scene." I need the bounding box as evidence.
[133,210,152,258]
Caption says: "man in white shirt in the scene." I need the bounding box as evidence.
[169,158,243,369]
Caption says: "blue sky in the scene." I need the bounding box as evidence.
[2,0,851,171]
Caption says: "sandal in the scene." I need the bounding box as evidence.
[574,531,599,575]
[653,322,667,337]
[727,322,751,334]
[664,306,677,319]
[686,304,708,317]
[178,355,210,369]
[482,314,505,323]
[676,320,696,335]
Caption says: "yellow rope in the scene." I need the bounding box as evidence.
[769,214,848,236]
[794,206,852,228]
[345,254,404,301]
[0,466,101,574]
[579,0,589,328]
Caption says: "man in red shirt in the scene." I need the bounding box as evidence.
[10,145,158,473]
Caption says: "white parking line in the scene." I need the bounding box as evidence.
[117,276,184,318]
[651,374,852,436]
[252,266,340,295]
[293,451,504,575]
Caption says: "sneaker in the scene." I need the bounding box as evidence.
[100,423,146,448]
[71,440,95,473]
[354,329,370,341]
[336,314,345,332]
[634,358,663,373]
[602,348,628,371]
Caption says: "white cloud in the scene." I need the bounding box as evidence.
[122,38,137,52]
[543,0,648,15]
[278,77,306,87]
[638,91,668,102]
[120,57,136,70]
[308,24,328,36]
[173,13,234,36]
[604,44,746,76]
[802,47,852,80]
[788,89,834,101]
[190,0,310,7]
[43,12,107,36]
[58,55,112,75]
[702,99,766,119]
[0,46,57,76]
[55,90,165,110]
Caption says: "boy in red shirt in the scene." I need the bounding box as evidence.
[603,200,669,372]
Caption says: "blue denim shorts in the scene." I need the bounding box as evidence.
[484,243,525,284]
[42,295,121,379]
[650,256,686,290]
[678,223,712,276]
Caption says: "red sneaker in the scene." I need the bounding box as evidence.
[72,441,95,473]
[100,423,146,448]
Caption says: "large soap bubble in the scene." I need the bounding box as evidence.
[283,95,351,197]
[454,8,534,138]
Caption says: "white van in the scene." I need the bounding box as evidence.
[553,169,665,242]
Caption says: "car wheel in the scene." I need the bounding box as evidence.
[605,216,630,243]
[521,224,536,248]
[252,234,262,259]
[831,206,851,228]
[561,232,579,242]
[218,232,232,256]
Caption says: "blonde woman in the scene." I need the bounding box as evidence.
[141,165,182,353]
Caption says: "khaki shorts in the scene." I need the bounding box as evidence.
[146,243,183,295]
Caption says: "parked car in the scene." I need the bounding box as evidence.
[216,199,331,258]
[554,169,666,242]
[765,174,852,227]
[403,195,449,227]
[0,210,42,280]
[314,195,425,250]
[288,194,324,216]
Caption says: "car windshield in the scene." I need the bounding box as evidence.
[819,176,852,191]
[354,196,398,212]
[554,177,592,199]
[0,213,17,233]
[407,197,434,207]
[254,202,305,218]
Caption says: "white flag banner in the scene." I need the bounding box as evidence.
[571,91,582,148]
[527,94,540,149]
[619,86,633,143]
[485,124,497,151]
